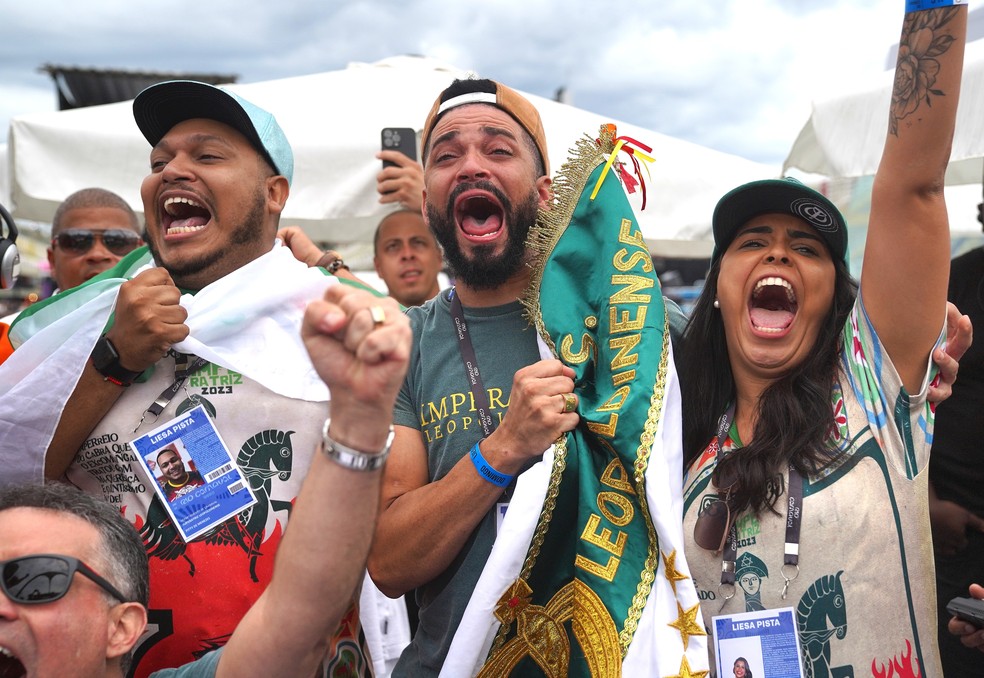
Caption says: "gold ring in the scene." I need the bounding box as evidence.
[562,393,577,413]
[369,305,386,328]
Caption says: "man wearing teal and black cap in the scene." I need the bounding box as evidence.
[133,80,294,183]
[0,81,377,675]
[130,80,294,291]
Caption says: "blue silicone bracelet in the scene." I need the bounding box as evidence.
[906,0,964,12]
[469,442,514,488]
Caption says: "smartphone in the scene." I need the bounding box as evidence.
[381,127,417,168]
[947,596,984,628]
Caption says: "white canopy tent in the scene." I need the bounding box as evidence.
[0,143,9,208]
[8,56,776,258]
[783,40,984,252]
[784,40,984,185]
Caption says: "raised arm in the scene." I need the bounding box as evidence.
[276,226,362,283]
[862,3,967,392]
[215,285,409,677]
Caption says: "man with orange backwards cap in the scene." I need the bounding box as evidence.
[366,79,574,677]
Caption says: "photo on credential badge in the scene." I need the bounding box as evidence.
[713,607,805,678]
[146,440,204,504]
[131,404,257,542]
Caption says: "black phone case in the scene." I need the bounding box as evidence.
[381,127,417,167]
[947,596,984,628]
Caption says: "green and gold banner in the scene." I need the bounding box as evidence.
[481,127,671,677]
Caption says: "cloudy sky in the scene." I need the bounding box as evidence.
[1,0,914,170]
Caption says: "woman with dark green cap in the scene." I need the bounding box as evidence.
[679,3,967,676]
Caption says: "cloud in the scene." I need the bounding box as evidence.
[0,0,904,170]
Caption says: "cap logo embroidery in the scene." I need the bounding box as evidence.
[790,198,837,232]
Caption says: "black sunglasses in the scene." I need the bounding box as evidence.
[694,496,733,553]
[1,554,131,605]
[52,229,142,256]
[693,466,739,553]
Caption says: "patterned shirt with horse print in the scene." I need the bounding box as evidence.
[64,357,373,678]
[683,299,944,678]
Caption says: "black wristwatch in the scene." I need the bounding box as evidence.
[90,334,142,387]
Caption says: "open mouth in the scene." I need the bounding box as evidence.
[454,195,504,240]
[162,196,212,236]
[749,276,797,333]
[0,646,26,678]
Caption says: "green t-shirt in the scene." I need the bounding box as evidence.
[391,291,541,678]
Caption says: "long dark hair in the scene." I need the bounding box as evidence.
[680,255,857,515]
[734,657,753,678]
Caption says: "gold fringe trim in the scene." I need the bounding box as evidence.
[620,309,669,652]
[520,125,618,338]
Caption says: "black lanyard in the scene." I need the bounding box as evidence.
[714,406,803,600]
[449,288,521,502]
[448,288,496,438]
[782,466,803,598]
[132,351,209,433]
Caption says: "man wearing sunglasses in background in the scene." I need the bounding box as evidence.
[0,483,149,677]
[0,282,410,677]
[0,189,142,365]
[47,188,143,293]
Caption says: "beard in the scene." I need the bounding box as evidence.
[426,181,539,291]
[145,188,267,290]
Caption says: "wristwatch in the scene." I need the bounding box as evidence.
[90,334,142,387]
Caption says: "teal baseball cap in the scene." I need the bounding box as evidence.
[711,177,847,264]
[133,80,294,186]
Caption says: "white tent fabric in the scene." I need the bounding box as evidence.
[783,39,984,185]
[782,41,984,258]
[0,143,9,208]
[8,56,775,258]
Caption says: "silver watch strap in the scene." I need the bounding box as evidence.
[321,418,394,472]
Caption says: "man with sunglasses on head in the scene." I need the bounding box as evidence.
[0,81,392,675]
[0,284,410,677]
[47,188,143,293]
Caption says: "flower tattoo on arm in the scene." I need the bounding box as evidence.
[890,7,960,136]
